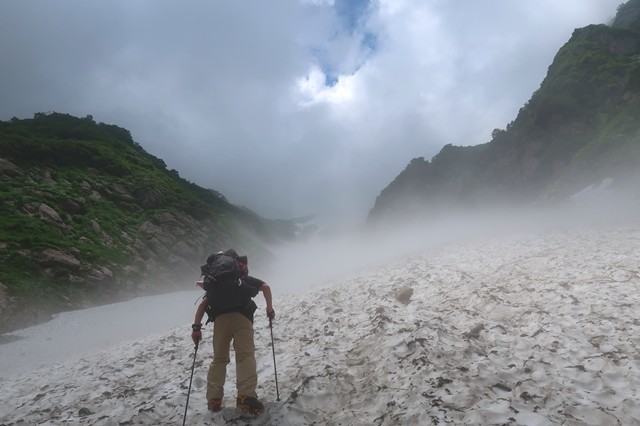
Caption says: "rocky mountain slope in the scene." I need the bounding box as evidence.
[0,112,300,333]
[369,0,640,222]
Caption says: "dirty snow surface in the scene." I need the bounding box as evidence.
[1,225,639,425]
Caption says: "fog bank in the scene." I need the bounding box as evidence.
[264,182,640,296]
[1,181,636,380]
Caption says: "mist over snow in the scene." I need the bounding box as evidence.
[263,180,640,296]
[1,193,639,425]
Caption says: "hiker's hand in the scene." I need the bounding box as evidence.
[266,308,275,320]
[191,323,202,344]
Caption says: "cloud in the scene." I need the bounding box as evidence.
[0,0,622,222]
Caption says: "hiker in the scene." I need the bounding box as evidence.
[191,249,276,415]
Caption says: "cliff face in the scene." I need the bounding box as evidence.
[0,113,290,333]
[369,1,640,223]
[615,0,640,32]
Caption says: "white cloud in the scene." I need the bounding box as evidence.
[0,0,624,222]
[296,65,356,106]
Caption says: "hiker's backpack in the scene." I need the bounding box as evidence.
[200,250,256,322]
[200,249,244,290]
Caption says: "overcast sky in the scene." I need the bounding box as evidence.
[0,0,623,223]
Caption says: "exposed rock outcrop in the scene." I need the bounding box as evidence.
[0,158,22,177]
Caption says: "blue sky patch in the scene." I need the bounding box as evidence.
[361,31,378,51]
[334,0,371,34]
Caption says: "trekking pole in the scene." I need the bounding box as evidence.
[269,318,280,402]
[182,342,199,426]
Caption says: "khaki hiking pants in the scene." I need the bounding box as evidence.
[206,312,258,400]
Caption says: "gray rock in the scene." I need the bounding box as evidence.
[394,286,413,305]
[39,203,64,224]
[40,249,82,270]
[42,169,55,184]
[0,158,23,177]
[0,282,9,315]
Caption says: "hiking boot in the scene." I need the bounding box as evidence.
[208,398,222,412]
[236,395,265,415]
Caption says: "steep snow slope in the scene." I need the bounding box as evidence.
[1,225,639,425]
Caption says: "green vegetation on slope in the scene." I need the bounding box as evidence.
[369,0,640,222]
[0,112,285,331]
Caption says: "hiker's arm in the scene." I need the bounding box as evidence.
[194,298,207,325]
[260,283,275,320]
[191,298,207,344]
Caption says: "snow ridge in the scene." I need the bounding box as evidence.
[1,226,639,425]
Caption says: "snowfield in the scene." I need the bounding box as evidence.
[1,224,639,425]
